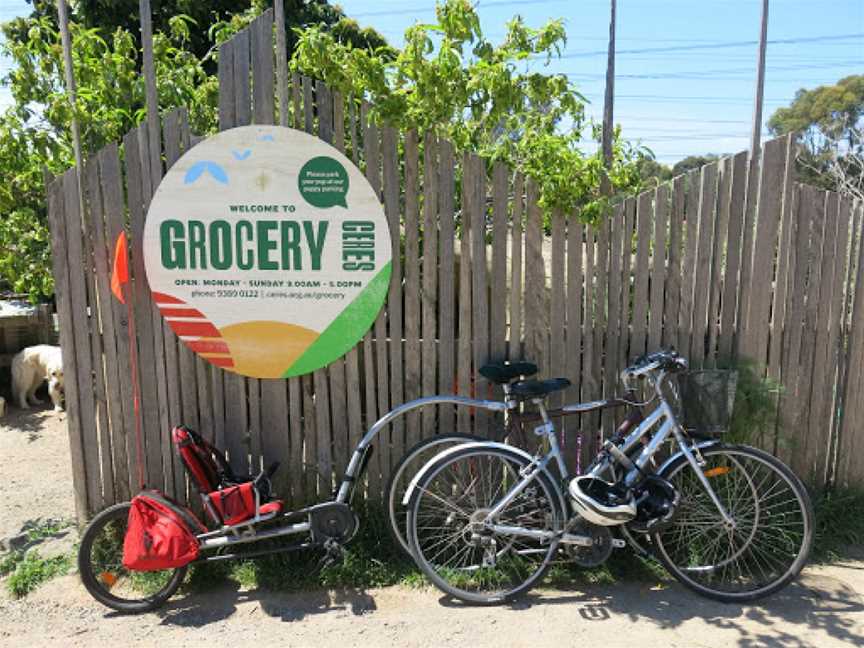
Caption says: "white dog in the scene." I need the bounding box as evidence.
[11,345,65,411]
[0,395,5,418]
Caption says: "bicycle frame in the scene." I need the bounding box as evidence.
[472,370,736,544]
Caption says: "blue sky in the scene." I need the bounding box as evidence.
[1,0,862,163]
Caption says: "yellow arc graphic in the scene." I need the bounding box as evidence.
[219,321,319,378]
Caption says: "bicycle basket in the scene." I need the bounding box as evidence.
[677,370,738,437]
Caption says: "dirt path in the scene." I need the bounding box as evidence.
[1,407,863,647]
[1,561,862,648]
[0,406,75,542]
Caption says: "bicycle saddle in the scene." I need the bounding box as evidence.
[509,377,571,398]
[478,361,538,384]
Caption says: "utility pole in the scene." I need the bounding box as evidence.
[750,0,769,157]
[56,0,84,178]
[601,0,617,185]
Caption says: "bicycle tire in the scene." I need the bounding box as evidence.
[78,502,188,613]
[386,433,482,557]
[652,444,813,602]
[407,444,561,604]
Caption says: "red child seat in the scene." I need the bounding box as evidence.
[172,426,282,525]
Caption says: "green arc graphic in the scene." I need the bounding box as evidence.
[282,261,392,377]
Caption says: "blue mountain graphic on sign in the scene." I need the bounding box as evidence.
[184,161,229,185]
[257,135,275,142]
[232,149,252,160]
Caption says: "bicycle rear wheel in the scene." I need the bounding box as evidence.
[652,444,813,602]
[78,503,188,613]
[407,445,560,604]
[386,433,482,557]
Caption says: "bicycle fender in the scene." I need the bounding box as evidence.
[656,439,722,477]
[401,442,568,520]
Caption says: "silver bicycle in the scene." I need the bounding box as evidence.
[404,350,813,604]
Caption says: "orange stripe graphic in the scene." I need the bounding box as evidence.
[187,339,230,354]
[152,292,186,305]
[170,320,220,337]
[161,307,206,318]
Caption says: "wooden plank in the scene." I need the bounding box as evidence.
[247,378,262,474]
[833,200,861,484]
[737,154,760,353]
[83,161,118,504]
[524,179,545,372]
[274,0,289,126]
[594,218,609,397]
[581,225,599,453]
[421,134,440,437]
[457,151,474,434]
[816,196,853,484]
[777,185,807,463]
[46,177,89,520]
[792,187,827,477]
[509,174,525,360]
[438,140,456,433]
[664,178,685,350]
[287,376,302,503]
[291,71,302,129]
[233,28,252,126]
[768,134,797,382]
[361,102,385,497]
[606,202,630,388]
[691,162,718,367]
[316,80,332,144]
[804,192,841,481]
[218,40,236,131]
[300,374,317,500]
[259,379,289,495]
[838,204,864,486]
[324,92,348,482]
[649,184,669,352]
[160,110,188,499]
[80,162,113,506]
[251,9,275,125]
[743,137,786,369]
[631,191,652,358]
[303,76,314,134]
[381,126,403,468]
[490,161,508,364]
[404,130,422,446]
[618,198,636,367]
[124,127,163,493]
[718,152,749,362]
[96,144,135,501]
[470,154,490,435]
[678,170,701,361]
[707,158,732,366]
[98,144,141,494]
[564,214,584,469]
[550,209,566,413]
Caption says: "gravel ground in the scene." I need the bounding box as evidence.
[1,403,863,647]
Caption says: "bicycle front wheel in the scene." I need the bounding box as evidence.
[652,444,813,602]
[78,503,188,613]
[387,433,482,557]
[407,445,560,604]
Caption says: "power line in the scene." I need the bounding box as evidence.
[548,34,864,59]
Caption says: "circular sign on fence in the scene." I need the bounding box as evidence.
[143,125,392,379]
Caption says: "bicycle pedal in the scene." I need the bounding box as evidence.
[611,538,626,549]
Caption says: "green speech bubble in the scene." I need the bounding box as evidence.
[297,156,349,208]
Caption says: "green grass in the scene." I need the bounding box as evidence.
[811,486,864,562]
[3,551,72,598]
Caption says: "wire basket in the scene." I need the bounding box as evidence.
[676,370,738,438]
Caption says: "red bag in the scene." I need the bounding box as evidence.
[208,482,256,525]
[122,491,205,571]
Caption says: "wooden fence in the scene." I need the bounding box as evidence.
[45,9,864,521]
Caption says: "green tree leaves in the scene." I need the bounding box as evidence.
[291,0,646,224]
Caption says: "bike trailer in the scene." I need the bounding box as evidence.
[122,490,206,571]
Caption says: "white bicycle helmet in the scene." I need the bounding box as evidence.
[569,476,637,526]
